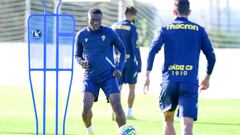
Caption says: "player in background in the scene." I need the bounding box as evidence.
[112,6,142,119]
[75,8,126,135]
[143,0,216,135]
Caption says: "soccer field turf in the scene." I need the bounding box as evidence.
[0,85,240,135]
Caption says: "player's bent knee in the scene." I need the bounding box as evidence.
[180,117,194,134]
[129,84,136,90]
[181,117,194,125]
[163,111,175,122]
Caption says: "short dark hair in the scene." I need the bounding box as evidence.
[124,6,137,16]
[88,8,102,16]
[175,0,190,15]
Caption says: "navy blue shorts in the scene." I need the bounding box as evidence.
[159,82,198,120]
[118,66,138,85]
[83,75,119,102]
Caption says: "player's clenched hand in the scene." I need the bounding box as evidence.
[143,78,150,95]
[80,60,89,69]
[143,71,151,94]
[200,75,210,90]
[113,70,122,79]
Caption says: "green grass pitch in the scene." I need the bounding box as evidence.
[0,85,240,135]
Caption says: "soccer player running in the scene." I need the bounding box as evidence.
[75,8,126,135]
[143,0,216,135]
[112,6,142,119]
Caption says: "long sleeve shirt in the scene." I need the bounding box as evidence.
[75,26,126,77]
[147,17,216,85]
[112,20,141,70]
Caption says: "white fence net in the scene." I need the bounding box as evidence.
[0,0,239,47]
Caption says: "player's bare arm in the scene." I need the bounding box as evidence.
[143,70,150,94]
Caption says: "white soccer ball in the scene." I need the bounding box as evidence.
[118,125,137,135]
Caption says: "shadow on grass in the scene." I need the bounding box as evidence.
[196,122,240,126]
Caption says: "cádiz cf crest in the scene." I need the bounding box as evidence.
[32,29,42,39]
[101,35,106,41]
[85,38,88,42]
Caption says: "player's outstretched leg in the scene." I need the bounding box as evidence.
[82,92,95,135]
[109,93,126,127]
